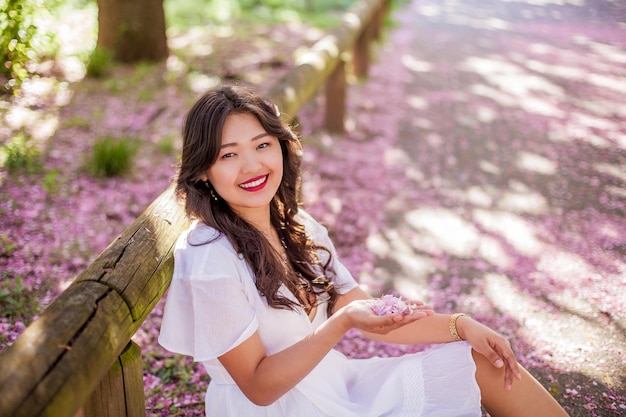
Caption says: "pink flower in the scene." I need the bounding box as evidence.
[368,294,413,316]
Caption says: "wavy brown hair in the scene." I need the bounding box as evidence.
[176,85,338,314]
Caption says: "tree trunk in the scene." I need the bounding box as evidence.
[96,0,168,63]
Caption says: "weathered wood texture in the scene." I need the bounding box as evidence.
[325,60,347,133]
[0,185,188,417]
[0,0,391,415]
[266,0,389,130]
[80,342,145,417]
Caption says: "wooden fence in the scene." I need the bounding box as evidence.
[0,0,391,415]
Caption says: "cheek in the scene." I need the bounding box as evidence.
[207,166,231,190]
[272,148,285,174]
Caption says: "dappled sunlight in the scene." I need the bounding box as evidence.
[296,36,340,68]
[302,0,626,413]
[497,186,549,214]
[484,273,622,377]
[405,208,482,258]
[401,54,433,73]
[515,151,557,175]
[460,57,566,117]
[366,229,434,282]
[474,210,543,256]
[322,3,626,411]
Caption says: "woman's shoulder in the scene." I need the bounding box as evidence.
[174,222,245,279]
[176,221,231,250]
[296,209,330,240]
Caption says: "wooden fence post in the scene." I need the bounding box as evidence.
[372,0,389,41]
[80,342,145,417]
[325,59,347,133]
[353,25,373,78]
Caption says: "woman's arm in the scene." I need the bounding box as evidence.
[333,287,454,344]
[218,300,430,406]
[334,287,521,389]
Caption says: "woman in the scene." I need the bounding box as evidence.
[158,85,569,417]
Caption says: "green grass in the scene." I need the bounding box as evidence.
[88,136,140,177]
[156,135,176,156]
[0,132,41,174]
[164,0,356,30]
[86,46,113,78]
[41,169,63,195]
[0,275,40,321]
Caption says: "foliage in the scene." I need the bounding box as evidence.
[41,168,62,195]
[0,131,41,174]
[0,0,57,93]
[156,135,176,156]
[88,136,140,177]
[164,0,355,29]
[0,275,39,320]
[86,46,113,78]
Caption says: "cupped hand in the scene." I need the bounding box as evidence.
[340,300,434,335]
[458,317,522,391]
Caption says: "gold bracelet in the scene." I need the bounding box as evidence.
[449,313,466,341]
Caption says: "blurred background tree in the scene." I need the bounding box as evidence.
[96,0,168,63]
[1,0,354,90]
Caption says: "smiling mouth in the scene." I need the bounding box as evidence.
[239,175,268,191]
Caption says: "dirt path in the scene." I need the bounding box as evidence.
[302,0,625,415]
[354,1,625,415]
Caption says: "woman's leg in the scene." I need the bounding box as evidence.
[472,350,570,417]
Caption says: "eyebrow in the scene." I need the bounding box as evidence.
[221,132,270,149]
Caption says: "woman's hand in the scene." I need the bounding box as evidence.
[338,299,434,335]
[457,317,522,391]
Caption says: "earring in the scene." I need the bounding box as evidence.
[210,189,218,202]
[203,180,219,202]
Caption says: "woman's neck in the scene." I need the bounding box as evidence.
[233,205,276,242]
[233,205,270,228]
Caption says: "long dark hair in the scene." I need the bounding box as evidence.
[176,85,338,313]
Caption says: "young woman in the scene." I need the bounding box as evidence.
[158,85,569,417]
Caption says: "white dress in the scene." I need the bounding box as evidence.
[158,211,482,417]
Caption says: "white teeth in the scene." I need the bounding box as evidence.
[239,176,266,189]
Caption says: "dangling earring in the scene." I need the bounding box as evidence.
[210,189,218,202]
[204,180,219,202]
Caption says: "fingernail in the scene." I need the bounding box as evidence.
[494,359,504,367]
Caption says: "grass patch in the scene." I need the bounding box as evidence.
[86,46,114,78]
[156,134,176,156]
[0,275,40,321]
[0,132,41,174]
[88,136,140,177]
[42,169,63,195]
[165,0,355,30]
[63,115,91,129]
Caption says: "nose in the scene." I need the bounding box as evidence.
[240,150,262,173]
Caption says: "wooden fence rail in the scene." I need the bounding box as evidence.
[0,0,391,415]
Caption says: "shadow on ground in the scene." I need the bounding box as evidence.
[303,1,625,415]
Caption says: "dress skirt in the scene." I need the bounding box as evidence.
[204,341,481,417]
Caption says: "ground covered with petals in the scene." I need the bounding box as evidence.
[1,1,625,416]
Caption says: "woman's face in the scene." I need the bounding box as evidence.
[205,112,283,218]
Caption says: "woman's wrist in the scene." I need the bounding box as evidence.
[449,313,469,341]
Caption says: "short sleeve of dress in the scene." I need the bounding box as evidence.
[158,229,259,362]
[298,210,359,294]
